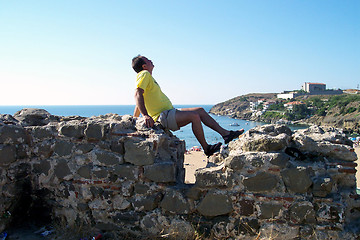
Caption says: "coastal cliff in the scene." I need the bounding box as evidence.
[210,93,360,133]
[0,108,359,239]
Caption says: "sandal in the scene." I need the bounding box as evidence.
[204,142,222,157]
[223,129,244,144]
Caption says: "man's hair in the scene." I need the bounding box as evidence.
[132,55,146,73]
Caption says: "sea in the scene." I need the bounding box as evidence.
[0,105,307,150]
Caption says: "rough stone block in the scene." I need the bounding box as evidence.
[54,140,74,157]
[77,143,94,153]
[270,152,291,168]
[313,177,333,197]
[94,149,123,166]
[13,108,53,126]
[160,190,190,214]
[134,183,150,194]
[197,192,233,217]
[110,140,125,154]
[114,164,139,180]
[243,172,278,192]
[239,199,255,216]
[59,123,85,139]
[225,155,245,170]
[195,166,232,188]
[259,202,283,219]
[85,122,105,140]
[33,160,51,175]
[112,195,131,210]
[281,167,312,193]
[54,159,71,179]
[94,169,108,178]
[132,194,162,211]
[110,115,135,133]
[144,162,176,183]
[0,144,16,165]
[241,133,290,152]
[31,126,55,140]
[290,201,316,224]
[0,125,28,144]
[124,139,155,166]
[35,140,53,158]
[77,165,92,179]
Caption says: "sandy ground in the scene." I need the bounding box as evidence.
[184,151,208,184]
[184,146,360,189]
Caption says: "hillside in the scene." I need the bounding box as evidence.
[210,93,277,118]
[210,93,360,134]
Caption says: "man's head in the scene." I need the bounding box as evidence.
[132,55,154,73]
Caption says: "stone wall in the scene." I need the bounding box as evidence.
[0,109,359,239]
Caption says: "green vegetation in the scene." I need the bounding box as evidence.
[267,102,285,111]
[262,111,284,120]
[304,94,360,117]
[285,104,311,121]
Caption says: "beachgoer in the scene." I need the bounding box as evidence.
[132,55,244,157]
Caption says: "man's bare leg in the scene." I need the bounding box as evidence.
[175,110,209,150]
[180,107,230,137]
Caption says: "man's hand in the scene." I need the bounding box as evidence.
[143,115,155,128]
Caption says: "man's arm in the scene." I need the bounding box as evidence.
[134,88,155,127]
[133,106,140,117]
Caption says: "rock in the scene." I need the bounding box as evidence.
[312,177,333,197]
[281,167,312,193]
[289,201,316,224]
[124,139,155,166]
[270,152,291,168]
[0,125,29,144]
[54,159,71,179]
[85,122,105,140]
[243,172,278,192]
[77,165,92,179]
[112,195,131,210]
[239,199,255,216]
[59,122,85,139]
[114,164,139,180]
[160,190,190,214]
[259,202,283,219]
[110,140,125,154]
[134,183,150,194]
[239,133,290,152]
[0,145,16,165]
[110,115,135,133]
[33,160,51,175]
[293,131,357,161]
[144,162,176,183]
[132,194,162,211]
[195,164,231,188]
[197,192,233,217]
[30,126,56,140]
[54,140,74,157]
[93,149,123,166]
[13,108,55,126]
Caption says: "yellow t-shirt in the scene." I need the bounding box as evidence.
[136,70,173,121]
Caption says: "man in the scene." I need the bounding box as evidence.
[132,55,243,157]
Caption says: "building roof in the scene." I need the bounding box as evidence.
[305,82,326,85]
[284,101,304,106]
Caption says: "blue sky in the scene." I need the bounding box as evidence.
[0,0,359,105]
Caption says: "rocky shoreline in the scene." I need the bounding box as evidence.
[209,93,360,134]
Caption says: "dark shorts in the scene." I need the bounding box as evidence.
[158,108,180,131]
